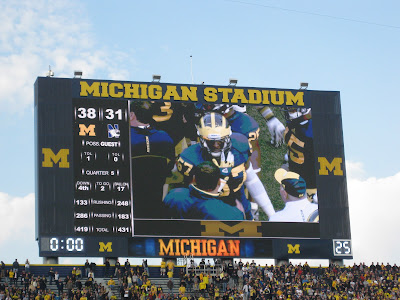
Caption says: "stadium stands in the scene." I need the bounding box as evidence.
[0,261,398,299]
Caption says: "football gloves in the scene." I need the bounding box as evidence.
[266,117,285,147]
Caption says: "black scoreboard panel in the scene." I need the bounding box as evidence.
[73,99,132,236]
[38,236,352,259]
[35,77,352,259]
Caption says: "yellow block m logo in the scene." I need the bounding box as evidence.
[287,244,300,254]
[42,148,70,168]
[99,242,112,252]
[201,221,262,237]
[79,124,96,136]
[318,157,343,176]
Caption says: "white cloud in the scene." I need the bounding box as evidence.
[0,192,35,245]
[345,161,367,180]
[346,165,400,265]
[0,192,38,263]
[0,0,135,113]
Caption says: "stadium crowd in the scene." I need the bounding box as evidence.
[0,259,110,300]
[1,259,400,299]
[175,260,400,299]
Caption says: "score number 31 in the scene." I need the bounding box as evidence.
[76,107,123,120]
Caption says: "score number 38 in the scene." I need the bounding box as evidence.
[76,107,123,120]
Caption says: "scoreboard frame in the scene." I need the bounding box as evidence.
[35,76,352,259]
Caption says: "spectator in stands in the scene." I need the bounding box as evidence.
[104,258,110,278]
[107,277,115,290]
[178,283,186,297]
[243,281,249,300]
[126,274,132,288]
[48,267,55,285]
[84,259,90,278]
[114,259,121,277]
[76,267,82,279]
[56,279,63,296]
[89,261,96,278]
[167,260,175,275]
[24,259,30,274]
[19,269,26,285]
[75,278,82,290]
[142,259,149,276]
[12,259,19,274]
[199,259,206,272]
[199,279,207,297]
[71,267,77,281]
[38,276,46,292]
[0,261,5,282]
[8,269,14,285]
[54,271,60,283]
[65,278,73,294]
[237,267,244,290]
[167,279,174,295]
[84,276,93,290]
[160,259,166,277]
[206,260,212,274]
[124,259,130,274]
[186,274,193,294]
[131,272,138,286]
[193,275,199,296]
[88,269,94,280]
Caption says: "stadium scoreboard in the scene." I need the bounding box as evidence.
[35,77,352,259]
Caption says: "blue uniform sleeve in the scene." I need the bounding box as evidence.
[196,200,245,220]
[163,188,192,219]
[229,111,260,139]
[231,133,251,158]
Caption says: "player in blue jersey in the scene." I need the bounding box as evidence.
[177,112,275,219]
[283,107,317,203]
[150,102,197,156]
[130,101,175,218]
[195,104,262,172]
[164,161,245,220]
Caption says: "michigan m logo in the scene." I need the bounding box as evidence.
[201,221,262,237]
[318,157,343,176]
[79,124,96,136]
[287,244,300,254]
[42,148,70,168]
[99,242,112,252]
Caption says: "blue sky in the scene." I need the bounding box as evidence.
[0,0,399,265]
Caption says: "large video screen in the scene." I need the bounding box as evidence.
[35,77,351,259]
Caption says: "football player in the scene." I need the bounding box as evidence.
[283,107,317,203]
[256,106,286,147]
[195,104,262,173]
[232,105,286,148]
[130,101,175,218]
[177,112,275,219]
[164,161,246,220]
[150,101,197,156]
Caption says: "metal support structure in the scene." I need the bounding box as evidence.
[43,257,59,264]
[274,259,289,266]
[329,259,344,266]
[103,257,118,266]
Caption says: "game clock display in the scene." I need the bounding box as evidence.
[40,237,85,253]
